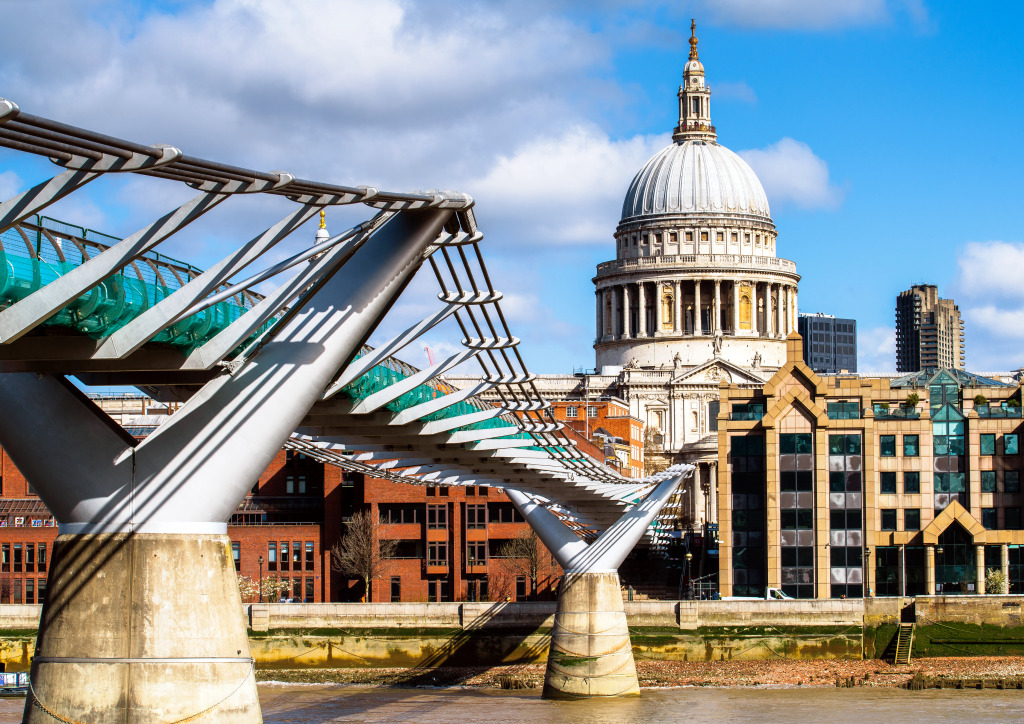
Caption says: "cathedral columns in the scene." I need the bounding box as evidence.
[637,282,647,338]
[732,281,740,335]
[775,283,784,339]
[694,279,703,336]
[653,282,662,336]
[621,284,631,339]
[751,281,759,336]
[595,289,603,343]
[673,280,681,335]
[713,279,721,334]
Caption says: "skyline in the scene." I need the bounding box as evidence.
[1,1,1022,374]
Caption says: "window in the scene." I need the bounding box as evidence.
[304,578,314,602]
[982,508,997,529]
[467,541,486,564]
[515,576,527,600]
[427,541,447,566]
[25,544,34,573]
[286,475,294,494]
[292,542,301,567]
[305,542,314,571]
[292,578,301,601]
[379,504,423,524]
[427,504,448,529]
[827,402,859,420]
[37,578,46,605]
[981,434,996,455]
[488,503,523,524]
[268,543,277,571]
[391,577,401,602]
[25,579,33,605]
[1007,508,1022,529]
[881,509,897,531]
[280,542,289,571]
[1,544,8,573]
[1005,471,1020,493]
[466,504,486,529]
[37,544,46,574]
[566,406,578,418]
[231,542,240,571]
[1006,434,1019,455]
[904,509,921,531]
[904,472,920,494]
[982,470,997,493]
[903,435,920,457]
[701,231,709,242]
[879,435,896,457]
[588,407,598,418]
[880,472,897,495]
[716,231,724,242]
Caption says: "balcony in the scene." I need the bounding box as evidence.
[975,404,1023,419]
[595,254,798,278]
[873,405,921,420]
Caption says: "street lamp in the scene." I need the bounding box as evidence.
[685,552,694,600]
[258,555,264,603]
[864,548,871,597]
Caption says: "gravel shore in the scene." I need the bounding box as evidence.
[257,656,1024,690]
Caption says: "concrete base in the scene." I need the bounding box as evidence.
[26,533,261,723]
[542,571,640,699]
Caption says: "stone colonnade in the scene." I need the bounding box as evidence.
[596,278,797,344]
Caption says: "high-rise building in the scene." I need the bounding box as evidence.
[895,284,965,372]
[798,313,857,374]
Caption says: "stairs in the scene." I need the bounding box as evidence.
[894,623,915,665]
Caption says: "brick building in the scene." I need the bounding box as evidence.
[549,398,644,477]
[0,415,557,605]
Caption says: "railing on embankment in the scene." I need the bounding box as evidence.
[2,598,1024,670]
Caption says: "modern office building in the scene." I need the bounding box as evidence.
[895,284,965,372]
[717,333,1023,599]
[798,313,857,374]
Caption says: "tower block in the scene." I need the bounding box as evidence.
[0,209,451,722]
[506,465,692,698]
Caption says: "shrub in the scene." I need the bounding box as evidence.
[985,567,1008,595]
[905,392,920,408]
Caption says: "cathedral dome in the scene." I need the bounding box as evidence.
[620,140,771,223]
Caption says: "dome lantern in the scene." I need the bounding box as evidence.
[673,20,716,144]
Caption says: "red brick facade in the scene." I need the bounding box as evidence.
[0,446,557,604]
[550,399,644,477]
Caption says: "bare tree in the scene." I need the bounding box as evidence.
[496,529,549,601]
[330,509,397,601]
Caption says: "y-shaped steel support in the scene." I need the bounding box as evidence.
[0,208,452,723]
[505,464,694,699]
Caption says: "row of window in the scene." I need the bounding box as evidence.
[0,577,47,604]
[879,507,1022,531]
[0,543,46,574]
[397,576,528,603]
[381,503,523,527]
[564,406,599,418]
[878,470,1020,495]
[230,541,316,572]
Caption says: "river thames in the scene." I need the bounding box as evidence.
[2,684,1020,722]
[256,684,1018,723]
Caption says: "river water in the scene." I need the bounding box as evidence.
[1,685,1020,722]
[258,684,1023,723]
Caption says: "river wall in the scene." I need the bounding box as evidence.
[1,597,1023,670]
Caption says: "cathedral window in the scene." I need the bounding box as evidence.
[685,231,694,242]
[716,231,724,242]
[700,231,709,242]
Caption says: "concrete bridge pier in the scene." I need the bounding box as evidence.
[0,208,453,722]
[506,464,693,699]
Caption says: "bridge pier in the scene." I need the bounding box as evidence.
[0,208,453,722]
[506,464,692,699]
[29,534,258,722]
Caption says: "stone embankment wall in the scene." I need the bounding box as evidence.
[3,597,1024,671]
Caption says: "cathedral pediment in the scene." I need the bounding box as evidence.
[670,358,767,386]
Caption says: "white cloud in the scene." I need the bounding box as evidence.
[857,325,896,373]
[696,0,930,30]
[739,138,844,211]
[953,240,1024,371]
[469,126,667,244]
[955,241,1024,301]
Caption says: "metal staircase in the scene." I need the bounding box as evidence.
[894,623,915,665]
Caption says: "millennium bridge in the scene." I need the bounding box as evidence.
[0,97,691,721]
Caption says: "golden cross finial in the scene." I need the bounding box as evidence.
[689,19,699,60]
[319,208,326,230]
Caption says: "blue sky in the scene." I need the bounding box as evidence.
[1,0,1022,374]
